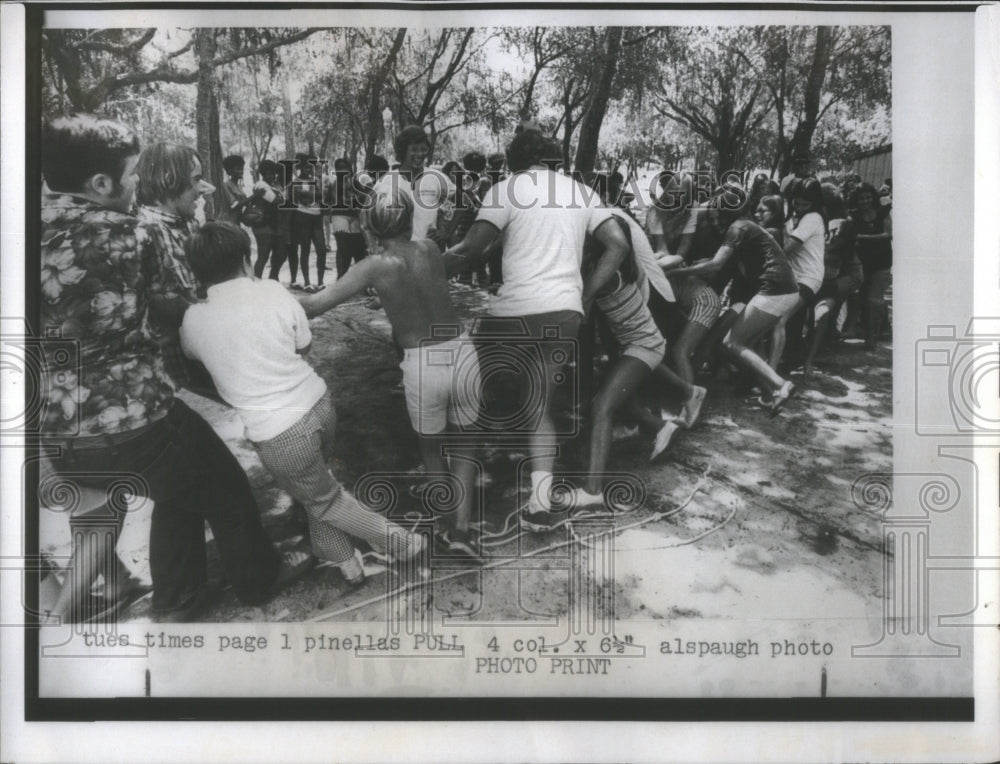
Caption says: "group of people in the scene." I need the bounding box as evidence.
[37,113,891,624]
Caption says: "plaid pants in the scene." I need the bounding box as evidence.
[253,392,411,562]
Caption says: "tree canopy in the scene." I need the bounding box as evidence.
[41,24,890,182]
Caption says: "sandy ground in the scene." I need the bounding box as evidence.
[40,272,892,627]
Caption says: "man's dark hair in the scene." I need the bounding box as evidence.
[462,151,487,174]
[222,154,245,176]
[588,172,610,202]
[185,221,251,287]
[487,152,505,171]
[136,143,203,206]
[505,129,552,173]
[393,125,429,161]
[258,159,280,178]
[41,115,140,194]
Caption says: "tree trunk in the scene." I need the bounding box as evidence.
[572,27,623,176]
[209,92,224,213]
[195,30,217,219]
[783,26,834,174]
[282,73,296,160]
[364,29,407,161]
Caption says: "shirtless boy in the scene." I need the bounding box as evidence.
[299,188,482,557]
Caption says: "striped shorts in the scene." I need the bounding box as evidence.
[596,279,667,370]
[253,392,414,563]
[674,277,722,329]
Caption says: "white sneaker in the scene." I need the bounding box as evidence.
[562,486,605,509]
[681,386,707,429]
[650,420,680,461]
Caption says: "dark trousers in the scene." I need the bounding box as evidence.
[253,227,283,279]
[334,231,367,279]
[291,212,327,285]
[268,219,297,282]
[47,400,281,614]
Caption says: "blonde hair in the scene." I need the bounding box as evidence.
[361,186,413,240]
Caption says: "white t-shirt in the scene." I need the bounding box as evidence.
[374,169,456,241]
[785,211,825,293]
[180,278,327,442]
[476,169,612,317]
[610,208,674,303]
[644,205,699,246]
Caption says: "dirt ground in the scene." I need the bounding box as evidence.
[42,277,892,626]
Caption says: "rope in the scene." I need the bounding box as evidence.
[309,463,716,623]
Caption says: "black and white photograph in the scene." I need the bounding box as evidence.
[1,3,998,763]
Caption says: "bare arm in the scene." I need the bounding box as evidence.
[856,211,892,241]
[442,221,500,278]
[669,245,735,278]
[657,253,685,270]
[582,217,629,306]
[298,257,379,318]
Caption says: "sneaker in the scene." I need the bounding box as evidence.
[520,504,568,533]
[681,385,706,429]
[335,552,365,586]
[399,532,426,561]
[561,486,604,509]
[769,380,796,418]
[650,420,680,461]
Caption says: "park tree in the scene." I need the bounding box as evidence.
[699,25,891,175]
[650,27,774,176]
[42,27,322,215]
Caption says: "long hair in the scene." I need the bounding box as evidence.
[136,143,202,206]
[653,172,697,251]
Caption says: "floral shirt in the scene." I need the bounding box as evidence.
[40,193,176,437]
[135,205,202,388]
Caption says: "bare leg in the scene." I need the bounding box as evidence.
[804,298,836,377]
[670,320,710,385]
[690,307,741,378]
[723,305,788,393]
[585,357,651,494]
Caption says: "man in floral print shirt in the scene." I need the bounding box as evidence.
[40,116,311,622]
[133,141,219,395]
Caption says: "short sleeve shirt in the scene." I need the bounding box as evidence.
[180,278,327,441]
[476,169,612,316]
[722,219,798,298]
[785,211,825,293]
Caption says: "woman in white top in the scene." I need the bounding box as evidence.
[769,176,827,371]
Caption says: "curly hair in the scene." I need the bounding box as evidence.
[504,129,552,173]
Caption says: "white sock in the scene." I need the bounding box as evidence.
[530,471,553,511]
